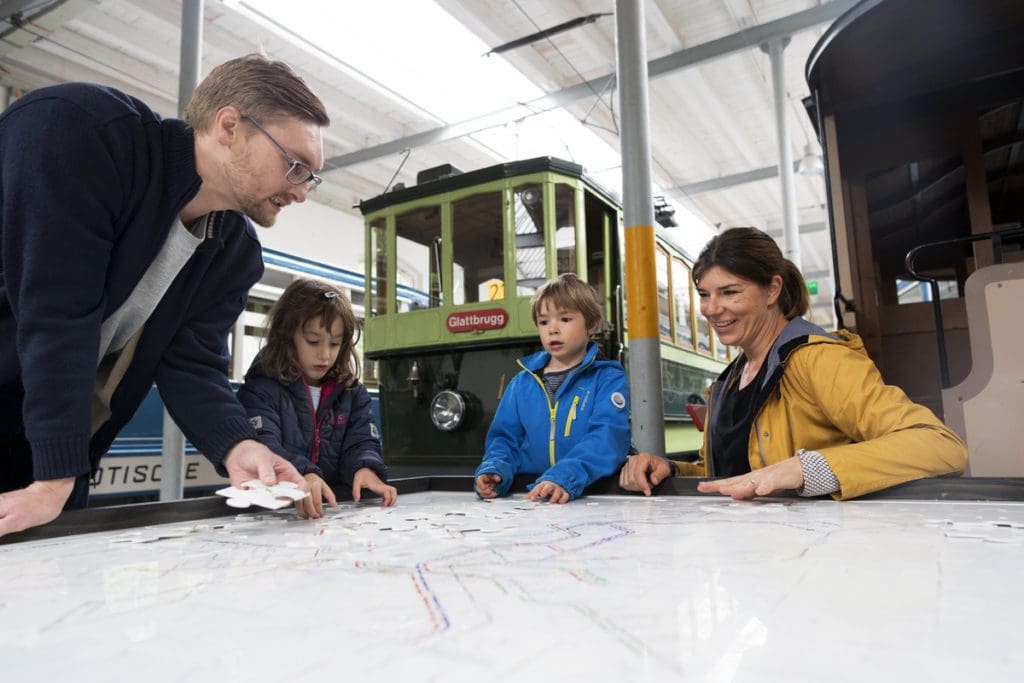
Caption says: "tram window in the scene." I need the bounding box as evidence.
[350,308,377,387]
[583,190,610,302]
[863,152,969,306]
[514,182,546,295]
[895,278,959,304]
[452,191,503,304]
[671,257,693,349]
[234,295,275,378]
[655,247,671,341]
[362,358,378,387]
[369,219,387,316]
[554,184,577,276]
[714,333,729,361]
[396,206,443,309]
[696,301,711,355]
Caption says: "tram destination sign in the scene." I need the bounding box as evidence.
[446,308,508,332]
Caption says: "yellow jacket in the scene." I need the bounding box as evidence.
[672,318,968,500]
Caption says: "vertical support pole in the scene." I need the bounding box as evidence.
[161,0,204,501]
[616,0,665,456]
[177,0,204,117]
[763,37,801,269]
[159,407,186,501]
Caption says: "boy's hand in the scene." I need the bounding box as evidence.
[296,472,337,519]
[525,480,570,504]
[475,473,502,499]
[353,467,397,507]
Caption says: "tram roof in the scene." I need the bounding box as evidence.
[806,0,1024,114]
[358,156,620,216]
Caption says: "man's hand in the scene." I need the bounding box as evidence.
[223,440,311,515]
[618,452,673,496]
[696,457,804,500]
[295,472,337,519]
[0,477,76,538]
[224,439,305,487]
[352,467,397,507]
[525,480,570,504]
[475,473,502,499]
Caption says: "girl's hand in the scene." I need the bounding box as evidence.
[475,473,502,499]
[353,467,397,507]
[697,456,804,500]
[296,472,337,518]
[525,480,570,504]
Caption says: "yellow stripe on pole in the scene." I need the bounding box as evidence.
[624,224,658,339]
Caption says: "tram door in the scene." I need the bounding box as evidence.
[584,189,621,357]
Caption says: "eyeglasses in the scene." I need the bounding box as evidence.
[241,115,323,192]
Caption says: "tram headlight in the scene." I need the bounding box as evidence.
[429,390,467,431]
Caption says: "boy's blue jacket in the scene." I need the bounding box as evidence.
[475,341,630,500]
[237,355,387,486]
[0,83,262,481]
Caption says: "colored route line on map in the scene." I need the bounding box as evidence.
[412,563,450,634]
[398,517,643,642]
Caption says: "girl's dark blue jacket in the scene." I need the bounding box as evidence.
[237,355,387,486]
[0,83,262,481]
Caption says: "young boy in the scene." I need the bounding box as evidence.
[475,273,631,503]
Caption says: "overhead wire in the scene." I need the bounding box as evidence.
[508,0,618,134]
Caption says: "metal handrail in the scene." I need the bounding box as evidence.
[903,224,1024,388]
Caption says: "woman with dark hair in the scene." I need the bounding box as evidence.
[619,227,967,500]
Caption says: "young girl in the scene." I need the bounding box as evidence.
[238,279,396,517]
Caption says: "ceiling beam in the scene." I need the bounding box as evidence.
[799,268,831,281]
[766,222,828,237]
[671,162,799,195]
[322,0,859,172]
[0,0,57,25]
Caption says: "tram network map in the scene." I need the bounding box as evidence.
[3,491,1023,681]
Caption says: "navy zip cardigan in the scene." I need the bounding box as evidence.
[0,83,263,481]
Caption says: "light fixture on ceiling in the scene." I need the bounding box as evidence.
[797,144,824,175]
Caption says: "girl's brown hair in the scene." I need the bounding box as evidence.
[692,227,809,320]
[259,279,361,386]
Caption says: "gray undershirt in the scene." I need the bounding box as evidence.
[90,216,206,436]
[97,216,206,363]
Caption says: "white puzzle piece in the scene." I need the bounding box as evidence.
[215,480,309,510]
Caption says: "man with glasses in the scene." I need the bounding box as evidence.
[0,54,330,537]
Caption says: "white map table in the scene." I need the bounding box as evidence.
[3,490,1023,681]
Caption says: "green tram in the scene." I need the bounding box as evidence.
[359,157,730,467]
